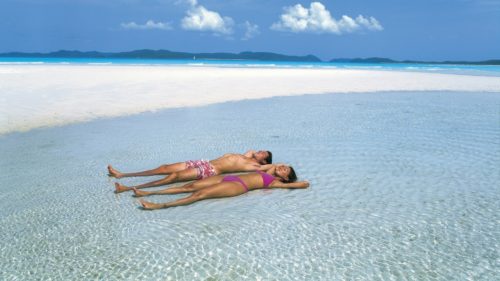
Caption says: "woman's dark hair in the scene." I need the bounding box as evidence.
[265,151,273,164]
[284,166,297,183]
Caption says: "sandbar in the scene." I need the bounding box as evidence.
[1,64,500,135]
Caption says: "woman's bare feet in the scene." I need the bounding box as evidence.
[139,199,162,210]
[114,182,131,193]
[132,187,150,197]
[107,165,123,179]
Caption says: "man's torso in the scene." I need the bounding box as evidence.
[210,154,257,173]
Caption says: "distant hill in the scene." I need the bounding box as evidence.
[0,49,322,62]
[1,50,498,65]
[330,57,500,65]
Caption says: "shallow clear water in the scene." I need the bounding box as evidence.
[0,91,499,280]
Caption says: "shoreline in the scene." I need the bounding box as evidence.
[1,64,500,135]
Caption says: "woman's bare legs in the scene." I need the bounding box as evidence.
[132,175,225,197]
[115,168,199,193]
[107,162,187,179]
[139,181,246,210]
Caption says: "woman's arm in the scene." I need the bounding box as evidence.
[243,164,277,172]
[257,164,275,172]
[270,181,310,189]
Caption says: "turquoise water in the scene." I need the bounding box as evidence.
[0,91,499,280]
[1,57,500,76]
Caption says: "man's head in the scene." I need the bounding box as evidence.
[254,150,272,165]
[275,164,297,183]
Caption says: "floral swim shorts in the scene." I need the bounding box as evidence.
[185,159,217,179]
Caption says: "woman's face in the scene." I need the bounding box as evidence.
[275,164,290,180]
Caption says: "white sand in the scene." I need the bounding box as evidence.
[1,64,500,134]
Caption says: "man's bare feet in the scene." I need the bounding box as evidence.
[107,165,123,179]
[139,199,162,210]
[132,187,149,197]
[114,182,131,193]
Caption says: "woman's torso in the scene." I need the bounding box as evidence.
[229,172,276,191]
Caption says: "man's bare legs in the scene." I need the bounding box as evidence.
[115,168,199,193]
[107,162,187,179]
[139,181,246,210]
[132,175,224,197]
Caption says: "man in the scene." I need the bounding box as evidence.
[109,150,272,193]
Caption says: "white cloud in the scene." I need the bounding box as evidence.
[121,20,172,30]
[271,2,383,34]
[242,21,259,40]
[181,0,234,34]
[355,15,383,31]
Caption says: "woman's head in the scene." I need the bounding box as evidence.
[275,164,297,183]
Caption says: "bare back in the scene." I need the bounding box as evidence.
[209,154,260,174]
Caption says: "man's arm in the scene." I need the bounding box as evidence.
[243,150,256,158]
[270,181,310,189]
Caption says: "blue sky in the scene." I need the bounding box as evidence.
[1,0,499,60]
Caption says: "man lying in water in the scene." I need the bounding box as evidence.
[137,164,309,210]
[109,150,272,193]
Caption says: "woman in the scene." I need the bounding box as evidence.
[137,164,309,210]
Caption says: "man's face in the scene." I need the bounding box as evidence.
[254,150,269,164]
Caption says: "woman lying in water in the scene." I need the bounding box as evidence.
[137,164,309,210]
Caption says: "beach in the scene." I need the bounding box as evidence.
[1,64,499,280]
[2,64,500,135]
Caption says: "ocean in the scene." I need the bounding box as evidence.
[1,57,500,77]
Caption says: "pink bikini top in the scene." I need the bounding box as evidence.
[257,170,275,188]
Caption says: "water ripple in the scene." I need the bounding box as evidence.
[1,91,499,280]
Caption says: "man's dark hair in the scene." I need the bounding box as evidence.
[265,151,273,164]
[284,166,297,183]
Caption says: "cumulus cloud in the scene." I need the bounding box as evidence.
[242,21,260,40]
[271,2,383,34]
[121,20,172,30]
[181,0,234,34]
